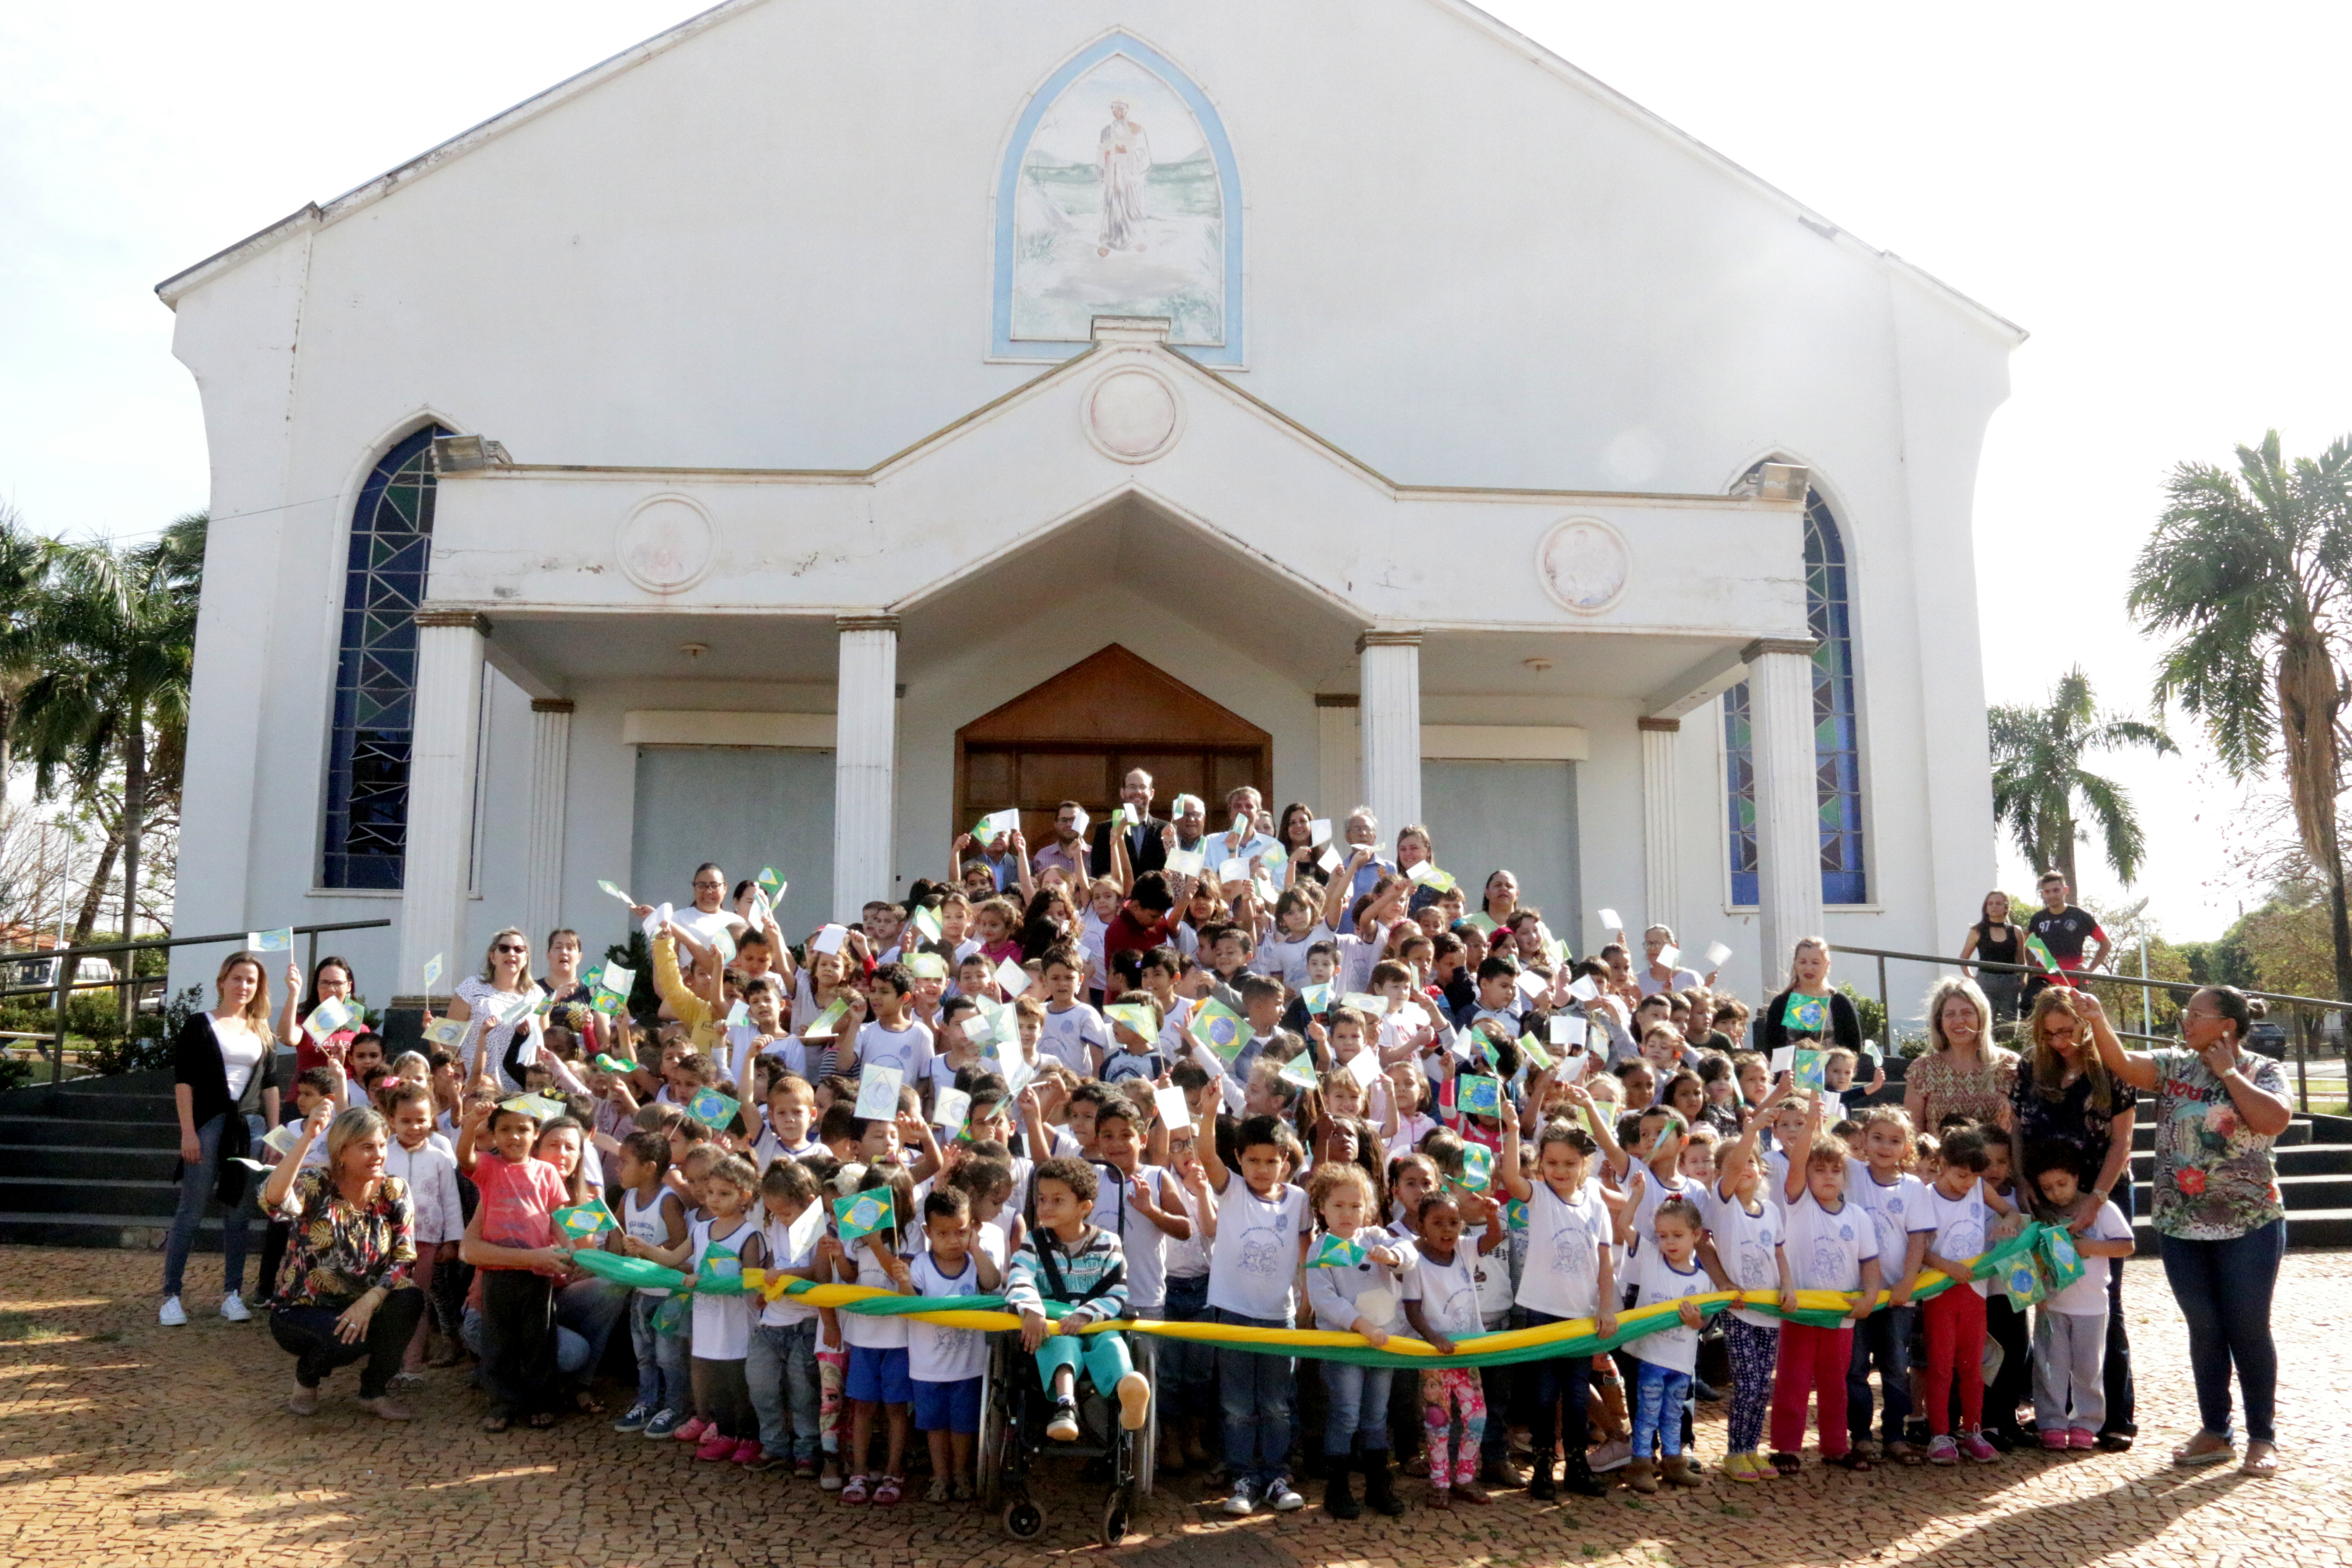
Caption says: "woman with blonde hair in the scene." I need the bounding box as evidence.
[439,927,539,1094]
[1902,975,2017,1134]
[161,949,279,1327]
[1758,936,1862,1060]
[2009,985,2139,1450]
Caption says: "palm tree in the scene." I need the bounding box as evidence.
[14,515,203,949]
[1988,667,2175,892]
[2130,429,2352,1001]
[0,503,58,781]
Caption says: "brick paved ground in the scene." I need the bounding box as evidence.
[0,1248,2342,1568]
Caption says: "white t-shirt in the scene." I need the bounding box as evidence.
[906,1250,987,1381]
[2043,1200,2131,1314]
[1205,1173,1310,1320]
[1035,1002,1109,1077]
[1163,1178,1210,1281]
[678,903,748,952]
[1845,1161,1932,1289]
[1089,1163,1176,1312]
[1515,1176,1612,1320]
[1781,1191,1879,1294]
[689,1215,757,1360]
[1255,925,1336,990]
[854,1019,934,1085]
[838,1237,911,1348]
[1626,1167,1697,1252]
[622,1186,679,1298]
[211,1017,269,1103]
[1704,1181,1784,1328]
[760,1202,828,1327]
[1923,1180,1991,1298]
[1465,1221,1516,1322]
[1402,1242,1485,1338]
[1625,1248,1710,1374]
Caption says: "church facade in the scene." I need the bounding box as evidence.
[158,0,2018,1006]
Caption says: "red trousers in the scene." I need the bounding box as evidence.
[1768,1321,1852,1458]
[1922,1286,1987,1435]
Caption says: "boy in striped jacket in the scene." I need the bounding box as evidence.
[1005,1156,1153,1441]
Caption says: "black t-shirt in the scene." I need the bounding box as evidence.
[2027,905,2106,971]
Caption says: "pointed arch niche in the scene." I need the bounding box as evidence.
[956,645,1269,848]
[992,34,1244,364]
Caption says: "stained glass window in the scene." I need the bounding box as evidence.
[322,426,446,889]
[1725,484,1867,906]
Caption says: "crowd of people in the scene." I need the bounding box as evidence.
[158,774,2296,1523]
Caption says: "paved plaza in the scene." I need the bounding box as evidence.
[0,1247,2342,1568]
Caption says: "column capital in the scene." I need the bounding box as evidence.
[836,613,902,634]
[414,608,490,633]
[529,697,576,714]
[1637,716,1682,734]
[1355,628,1424,652]
[1313,693,1361,709]
[1741,637,1818,662]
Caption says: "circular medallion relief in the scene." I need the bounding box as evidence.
[616,493,718,595]
[1084,367,1183,462]
[1535,517,1631,615]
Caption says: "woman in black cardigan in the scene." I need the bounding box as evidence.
[161,950,279,1327]
[1758,935,1864,1061]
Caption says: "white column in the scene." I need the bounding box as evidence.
[398,610,488,1004]
[1315,695,1362,816]
[524,698,574,946]
[832,614,900,922]
[1638,716,1681,936]
[1745,637,1824,980]
[1357,630,1424,838]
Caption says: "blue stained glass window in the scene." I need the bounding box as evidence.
[322,425,447,889]
[1725,484,1867,906]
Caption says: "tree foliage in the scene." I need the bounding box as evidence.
[1988,667,2174,889]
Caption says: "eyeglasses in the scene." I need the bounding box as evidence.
[494,944,528,955]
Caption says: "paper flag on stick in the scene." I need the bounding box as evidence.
[423,1018,468,1047]
[501,1093,567,1124]
[995,1048,1034,1098]
[1703,941,1732,970]
[757,867,785,899]
[1792,1049,1827,1092]
[422,953,444,991]
[803,998,850,1039]
[1768,1045,1795,1075]
[1188,998,1249,1063]
[1154,1083,1196,1130]
[911,905,942,943]
[1104,1001,1157,1040]
[227,1156,270,1173]
[1298,983,1334,1016]
[1598,908,1621,933]
[512,1025,540,1067]
[593,1053,634,1075]
[1309,1233,1366,1269]
[1309,818,1333,847]
[1514,968,1547,1000]
[961,1008,998,1047]
[974,808,1020,844]
[1341,991,1387,1016]
[932,1087,971,1139]
[1567,975,1599,1004]
[812,925,850,956]
[992,958,1031,997]
[303,997,355,1039]
[553,1201,616,1243]
[1458,1074,1504,1118]
[1318,846,1344,873]
[246,926,294,954]
[1657,944,1681,970]
[1548,1013,1577,1046]
[834,1189,895,1241]
[1278,1051,1319,1090]
[684,1087,741,1131]
[1781,992,1830,1035]
[1217,858,1250,886]
[1344,1048,1382,1090]
[1457,1144,1495,1191]
[597,962,635,996]
[1165,848,1205,878]
[262,1123,305,1157]
[1519,1037,1553,1072]
[599,880,633,904]
[853,1066,904,1121]
[725,999,750,1027]
[2024,934,2062,975]
[906,952,949,982]
[1586,1019,1610,1054]
[642,901,673,941]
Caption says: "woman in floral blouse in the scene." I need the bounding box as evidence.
[1903,976,2018,1133]
[2083,987,2291,1477]
[259,1103,425,1421]
[2010,987,2138,1449]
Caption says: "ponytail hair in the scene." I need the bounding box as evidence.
[2199,986,2267,1043]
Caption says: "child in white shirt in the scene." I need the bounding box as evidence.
[1621,1195,1712,1493]
[2021,1141,2135,1449]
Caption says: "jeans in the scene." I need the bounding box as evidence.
[1846,1301,1915,1444]
[2159,1220,2284,1445]
[463,1303,591,1378]
[1522,1308,1592,1461]
[1214,1308,1294,1488]
[1318,1359,1395,1455]
[1631,1360,1692,1458]
[747,1319,823,1460]
[270,1289,425,1400]
[162,1112,260,1300]
[1161,1273,1215,1415]
[629,1293,692,1416]
[555,1274,633,1382]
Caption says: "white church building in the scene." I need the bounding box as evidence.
[159,0,2018,1009]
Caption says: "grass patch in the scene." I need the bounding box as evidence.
[0,1310,64,1344]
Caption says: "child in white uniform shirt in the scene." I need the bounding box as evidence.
[746,1160,828,1472]
[1771,1103,1882,1474]
[1621,1196,1712,1492]
[1497,1082,1617,1500]
[907,1189,1002,1501]
[2022,1141,2135,1450]
[1301,1164,1409,1519]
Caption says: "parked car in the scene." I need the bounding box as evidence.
[4,955,118,995]
[2245,1020,2288,1060]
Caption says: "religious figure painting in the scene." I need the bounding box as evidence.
[1010,53,1225,346]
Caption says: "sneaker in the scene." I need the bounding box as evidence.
[820,1462,845,1492]
[2067,1427,2098,1452]
[794,1458,820,1480]
[1222,1480,1256,1516]
[1926,1436,1960,1466]
[1960,1433,2000,1464]
[673,1415,711,1444]
[1588,1436,1633,1473]
[1265,1480,1305,1513]
[735,1442,775,1467]
[695,1432,738,1461]
[2039,1430,2070,1452]
[218,1292,251,1323]
[1046,1395,1081,1442]
[158,1296,188,1328]
[642,1409,684,1439]
[950,1477,975,1502]
[612,1404,652,1433]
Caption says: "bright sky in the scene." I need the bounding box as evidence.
[6,1,2348,943]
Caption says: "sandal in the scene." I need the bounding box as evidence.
[573,1390,606,1416]
[1829,1450,1875,1472]
[527,1410,560,1429]
[2171,1432,2236,1468]
[872,1474,905,1507]
[2239,1441,2278,1478]
[839,1473,870,1504]
[1886,1440,1923,1467]
[481,1414,512,1433]
[1768,1452,1802,1476]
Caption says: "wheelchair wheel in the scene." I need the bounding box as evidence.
[1131,1334,1159,1498]
[1099,1489,1131,1548]
[976,1335,1011,1507]
[1002,1498,1046,1541]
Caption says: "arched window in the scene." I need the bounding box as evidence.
[322,425,447,889]
[1725,483,1867,906]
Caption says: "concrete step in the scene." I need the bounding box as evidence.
[2129,1118,2312,1150]
[0,1144,182,1182]
[0,1116,182,1151]
[0,1173,184,1218]
[0,1211,231,1252]
[2130,1143,2352,1179]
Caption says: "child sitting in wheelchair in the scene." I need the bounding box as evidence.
[1004,1156,1153,1441]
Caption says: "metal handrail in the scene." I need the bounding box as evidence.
[6,919,391,1085]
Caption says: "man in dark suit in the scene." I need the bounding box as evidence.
[1089,766,1170,876]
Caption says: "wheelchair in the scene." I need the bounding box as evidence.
[974,1326,1158,1545]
